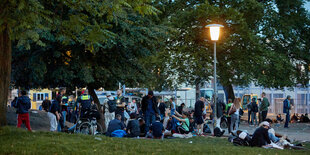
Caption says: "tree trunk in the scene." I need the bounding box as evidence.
[88,86,106,131]
[223,84,235,103]
[195,82,200,101]
[0,24,11,127]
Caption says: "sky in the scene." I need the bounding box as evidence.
[306,2,310,12]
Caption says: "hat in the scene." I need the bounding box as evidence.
[106,92,111,96]
[260,121,270,127]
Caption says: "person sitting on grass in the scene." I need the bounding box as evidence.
[149,117,164,139]
[172,112,190,134]
[251,121,271,147]
[126,113,140,138]
[106,114,125,137]
[138,118,146,137]
[276,114,283,123]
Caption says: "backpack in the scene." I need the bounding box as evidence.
[111,129,127,137]
[108,100,117,113]
[213,127,224,137]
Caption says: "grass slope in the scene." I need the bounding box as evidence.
[0,127,309,155]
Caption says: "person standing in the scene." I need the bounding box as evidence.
[177,103,185,115]
[56,88,66,131]
[158,99,166,120]
[104,92,116,130]
[141,91,159,133]
[215,99,226,133]
[283,95,291,128]
[250,98,258,126]
[247,99,252,125]
[42,96,51,112]
[77,89,93,118]
[194,97,205,135]
[13,90,32,131]
[225,99,233,133]
[229,98,240,131]
[115,90,126,122]
[260,92,270,121]
[61,95,68,126]
[128,99,138,114]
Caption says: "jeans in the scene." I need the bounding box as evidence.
[284,112,290,127]
[231,114,239,131]
[145,113,156,133]
[262,110,268,121]
[227,117,231,133]
[62,111,67,127]
[268,132,280,143]
[251,112,257,125]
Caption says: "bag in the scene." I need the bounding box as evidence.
[239,108,244,116]
[108,100,117,113]
[232,137,250,146]
[228,105,236,115]
[111,129,127,137]
[213,127,224,137]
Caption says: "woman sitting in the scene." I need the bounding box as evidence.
[172,112,190,134]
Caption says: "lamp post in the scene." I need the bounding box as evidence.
[205,24,224,128]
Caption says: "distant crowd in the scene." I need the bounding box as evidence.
[10,89,309,148]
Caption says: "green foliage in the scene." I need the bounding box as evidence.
[150,0,310,90]
[11,0,169,90]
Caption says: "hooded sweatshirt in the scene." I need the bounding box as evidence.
[14,96,31,114]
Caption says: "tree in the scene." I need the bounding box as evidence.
[151,0,310,101]
[1,0,163,126]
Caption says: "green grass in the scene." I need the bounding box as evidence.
[0,127,309,155]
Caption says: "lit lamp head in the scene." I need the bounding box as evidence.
[205,24,224,41]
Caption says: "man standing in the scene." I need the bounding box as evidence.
[283,95,291,128]
[158,99,166,120]
[104,92,116,130]
[56,88,66,131]
[225,99,233,133]
[115,90,126,122]
[77,89,93,118]
[42,96,51,112]
[250,98,258,126]
[177,103,185,114]
[141,91,159,133]
[13,90,32,131]
[260,92,270,121]
[194,97,205,135]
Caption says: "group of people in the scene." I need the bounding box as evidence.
[245,93,270,127]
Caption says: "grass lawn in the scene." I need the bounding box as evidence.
[0,127,309,155]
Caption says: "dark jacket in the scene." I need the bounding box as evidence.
[13,96,31,114]
[283,99,291,114]
[251,101,258,113]
[158,102,166,115]
[126,119,140,137]
[251,126,271,147]
[107,119,125,136]
[141,96,159,115]
[216,100,226,118]
[194,100,204,116]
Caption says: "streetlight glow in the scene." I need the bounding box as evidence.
[205,24,224,41]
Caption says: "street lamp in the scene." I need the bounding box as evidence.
[205,24,224,128]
